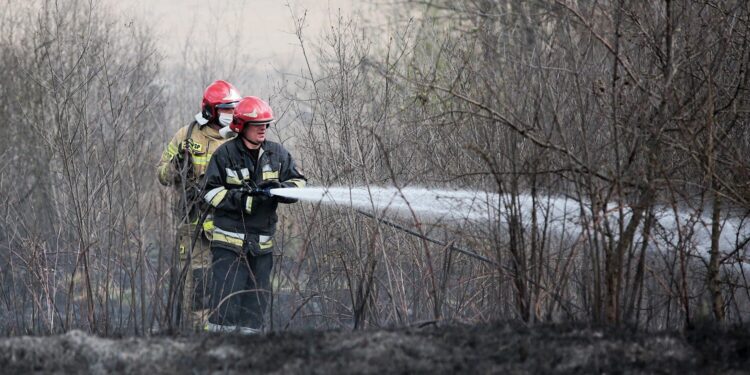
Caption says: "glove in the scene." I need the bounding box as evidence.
[172,140,197,174]
[267,180,299,204]
[257,180,282,190]
[249,180,281,204]
[176,139,198,159]
[243,187,270,213]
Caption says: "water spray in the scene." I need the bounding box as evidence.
[269,186,750,269]
[270,187,496,265]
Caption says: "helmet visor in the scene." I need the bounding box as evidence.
[233,118,272,129]
[215,101,239,110]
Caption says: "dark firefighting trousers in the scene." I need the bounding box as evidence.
[209,247,273,329]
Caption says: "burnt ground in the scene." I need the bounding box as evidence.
[0,323,748,374]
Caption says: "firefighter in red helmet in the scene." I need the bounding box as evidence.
[157,80,242,329]
[202,96,306,334]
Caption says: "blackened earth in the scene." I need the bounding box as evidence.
[0,323,748,374]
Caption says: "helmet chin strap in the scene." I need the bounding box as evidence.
[242,133,261,146]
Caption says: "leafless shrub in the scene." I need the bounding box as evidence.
[275,0,750,330]
[1,0,748,336]
[0,0,166,335]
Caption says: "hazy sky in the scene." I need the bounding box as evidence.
[105,0,357,70]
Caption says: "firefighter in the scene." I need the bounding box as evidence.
[202,96,306,334]
[157,80,242,328]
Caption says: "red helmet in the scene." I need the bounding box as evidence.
[199,80,242,124]
[230,96,274,133]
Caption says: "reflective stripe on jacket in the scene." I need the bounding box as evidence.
[157,122,233,223]
[202,138,306,238]
[157,122,229,186]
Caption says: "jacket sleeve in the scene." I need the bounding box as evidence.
[157,132,181,186]
[279,149,306,188]
[157,127,192,186]
[276,149,307,204]
[202,149,255,214]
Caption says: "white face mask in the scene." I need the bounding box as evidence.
[218,113,233,127]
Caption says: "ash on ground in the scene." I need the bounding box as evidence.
[0,323,748,374]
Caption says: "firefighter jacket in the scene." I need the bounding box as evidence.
[201,138,306,255]
[157,122,232,223]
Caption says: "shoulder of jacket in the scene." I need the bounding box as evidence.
[213,140,230,155]
[263,140,287,154]
[171,125,187,139]
[191,126,217,144]
[214,137,241,157]
[196,124,228,140]
[172,122,198,139]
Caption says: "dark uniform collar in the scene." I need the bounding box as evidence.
[233,137,274,156]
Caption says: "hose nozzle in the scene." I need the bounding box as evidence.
[248,187,273,197]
